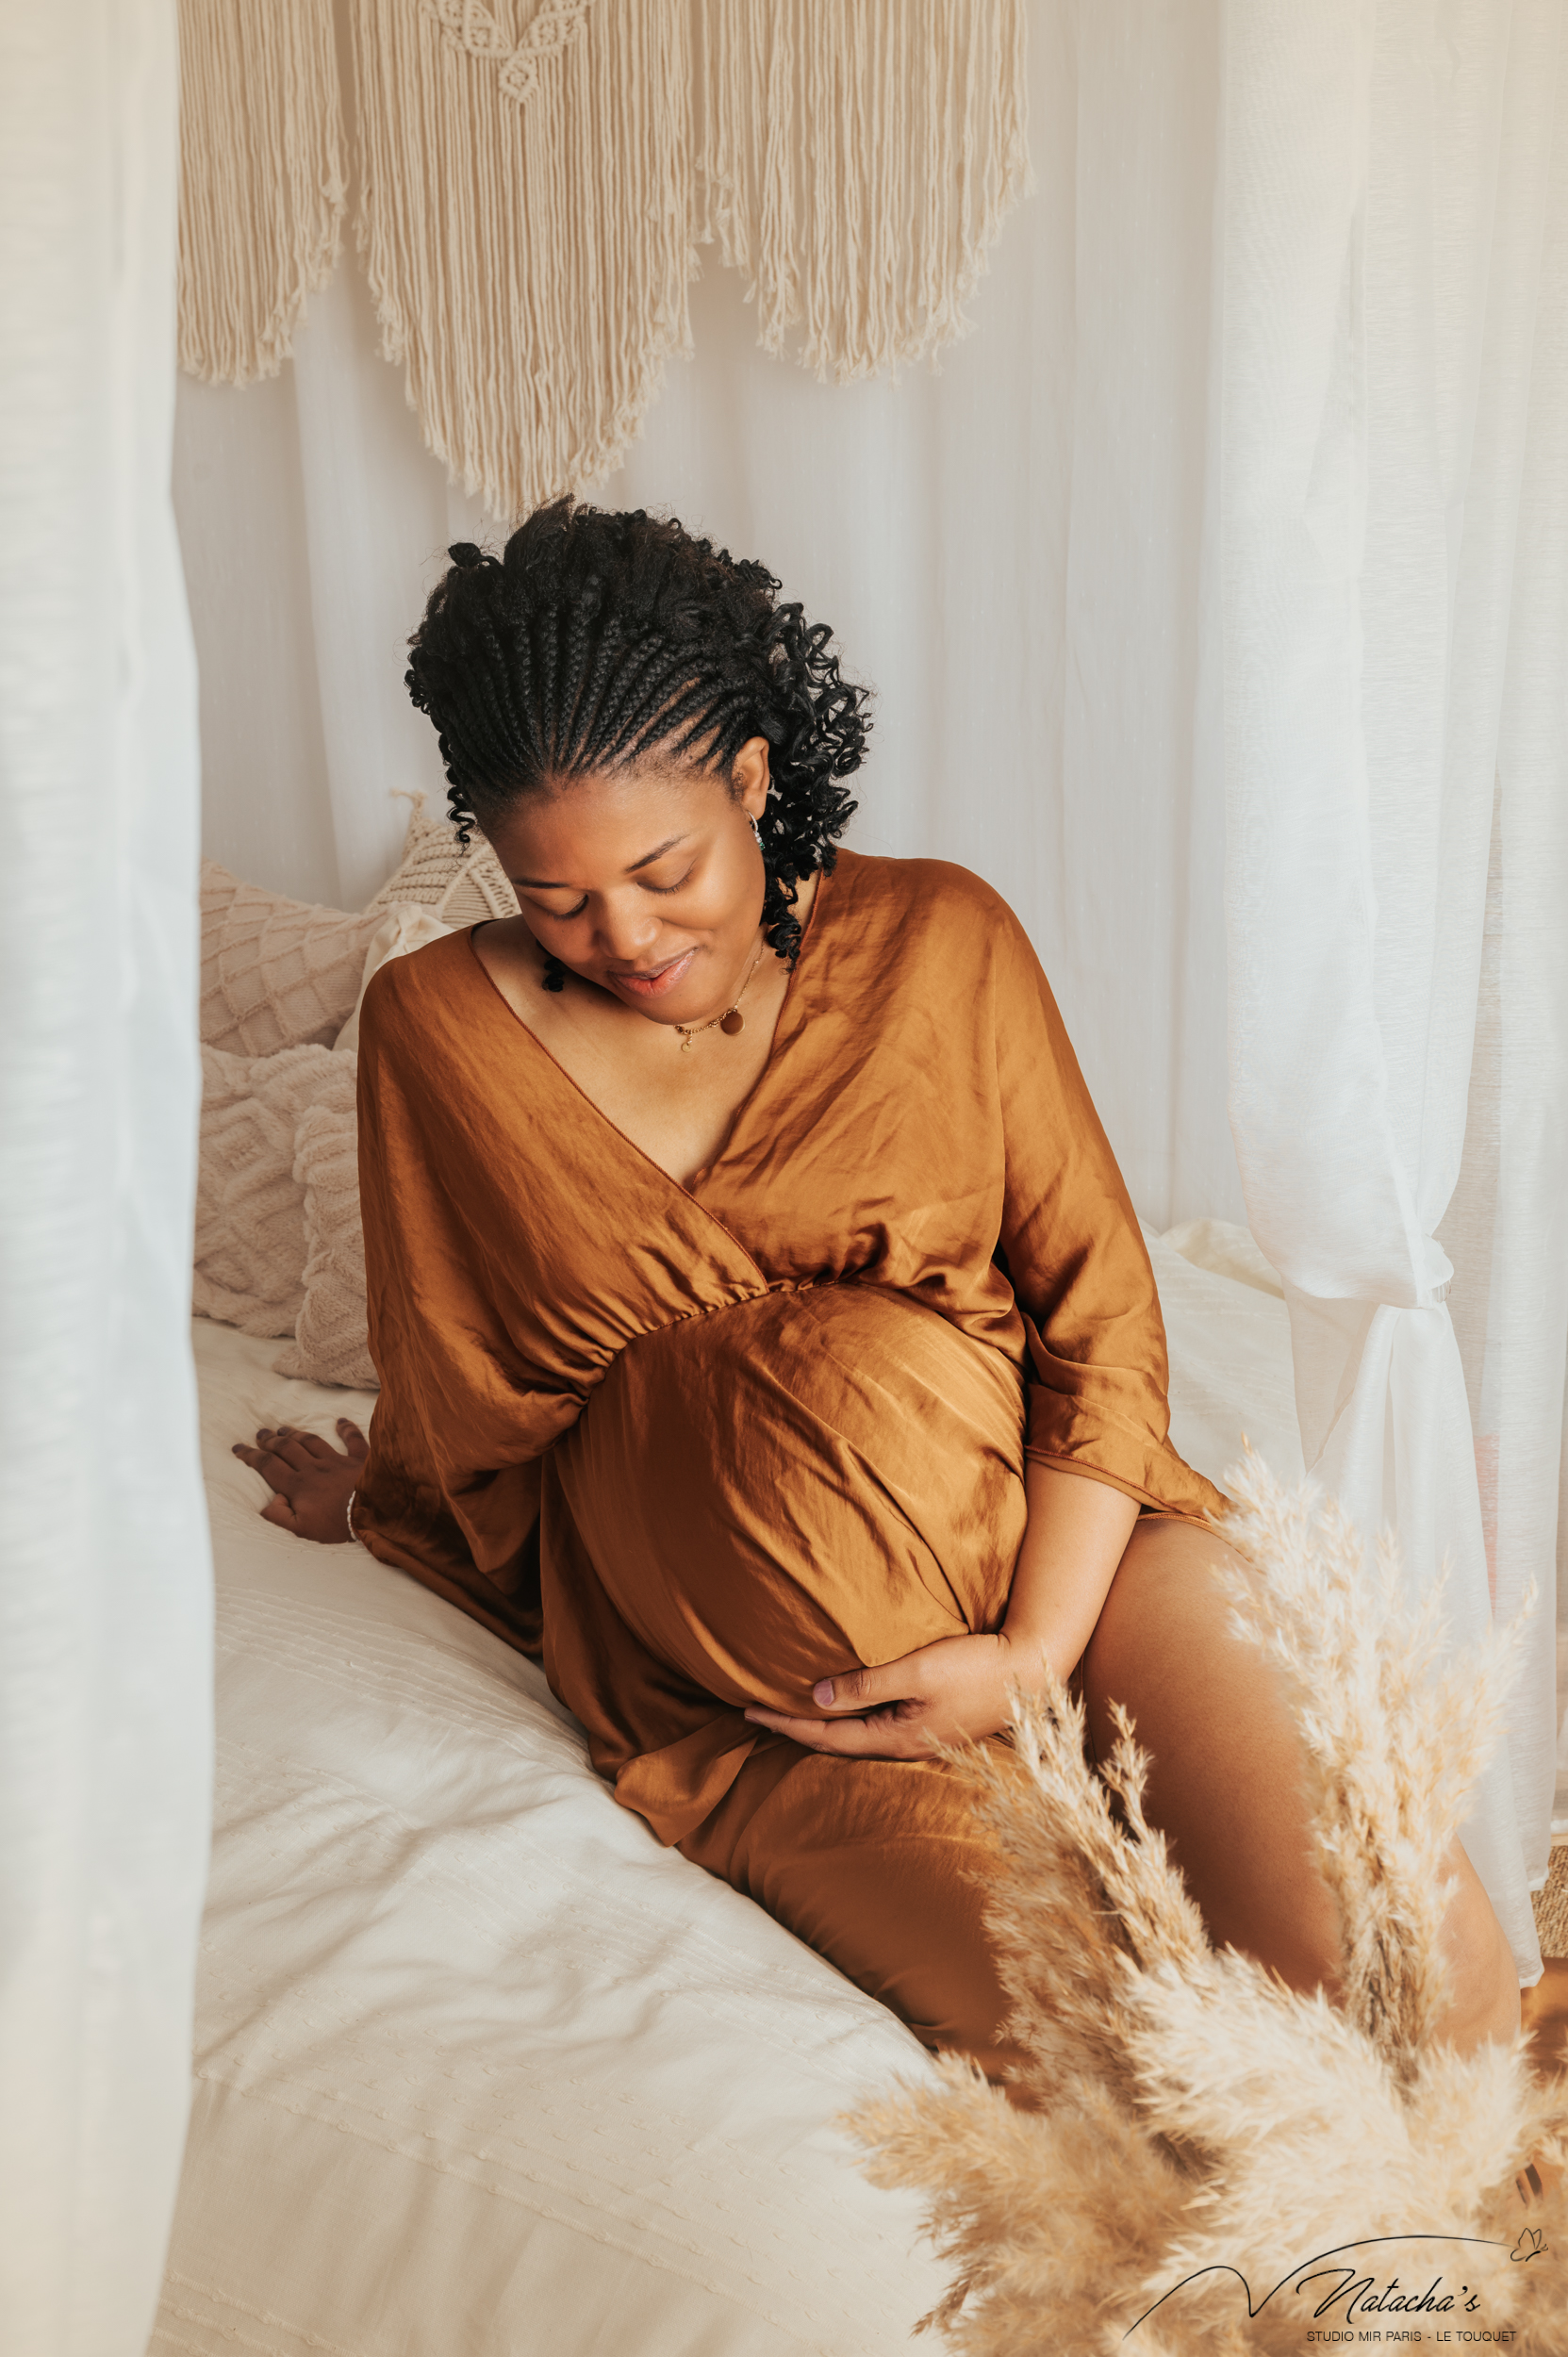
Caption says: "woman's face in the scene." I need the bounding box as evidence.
[482,736,772,1025]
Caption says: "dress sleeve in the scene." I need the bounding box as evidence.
[349,965,555,1656]
[991,911,1225,1522]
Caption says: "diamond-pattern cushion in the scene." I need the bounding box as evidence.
[200,864,382,1059]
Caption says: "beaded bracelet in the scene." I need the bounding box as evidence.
[346,1489,367,1550]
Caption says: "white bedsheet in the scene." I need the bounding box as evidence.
[152,1228,1298,2357]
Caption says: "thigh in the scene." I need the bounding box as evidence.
[681,1735,1030,2085]
[1080,1514,1345,1992]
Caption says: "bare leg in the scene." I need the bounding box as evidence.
[1079,1516,1520,2054]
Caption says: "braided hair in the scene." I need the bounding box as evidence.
[404,502,870,987]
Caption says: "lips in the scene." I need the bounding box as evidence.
[607,948,697,1000]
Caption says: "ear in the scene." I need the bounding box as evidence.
[732,735,771,821]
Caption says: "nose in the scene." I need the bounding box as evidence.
[591,892,663,965]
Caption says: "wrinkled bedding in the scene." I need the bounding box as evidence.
[151,1225,1298,2357]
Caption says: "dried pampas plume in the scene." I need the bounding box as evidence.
[846,1455,1568,2354]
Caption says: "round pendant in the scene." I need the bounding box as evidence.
[719,1008,745,1037]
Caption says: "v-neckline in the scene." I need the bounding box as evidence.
[463,859,834,1206]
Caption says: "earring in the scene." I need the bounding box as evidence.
[750,815,763,848]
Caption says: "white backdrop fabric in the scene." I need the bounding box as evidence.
[1223,0,1568,1980]
[0,1,211,2350]
[173,0,1567,1970]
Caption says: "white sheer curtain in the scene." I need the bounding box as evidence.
[173,0,1565,1962]
[0,2,211,2349]
[1221,0,1568,1982]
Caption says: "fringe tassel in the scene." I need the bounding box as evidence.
[693,0,1032,383]
[353,0,694,519]
[177,0,346,386]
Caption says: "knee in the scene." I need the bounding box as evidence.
[1437,1845,1520,2052]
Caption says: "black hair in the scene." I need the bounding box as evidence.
[404,501,870,985]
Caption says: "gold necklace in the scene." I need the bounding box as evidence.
[673,944,765,1052]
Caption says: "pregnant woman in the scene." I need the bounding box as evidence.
[235,501,1517,2088]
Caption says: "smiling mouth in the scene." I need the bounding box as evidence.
[608,948,696,998]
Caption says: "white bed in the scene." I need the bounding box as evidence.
[150,1227,1299,2357]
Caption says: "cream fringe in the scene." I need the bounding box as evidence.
[178,0,1032,507]
[177,0,346,386]
[693,0,1032,382]
[353,0,693,519]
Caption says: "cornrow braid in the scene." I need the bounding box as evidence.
[404,502,870,987]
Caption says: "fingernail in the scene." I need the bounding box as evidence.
[813,1680,834,1706]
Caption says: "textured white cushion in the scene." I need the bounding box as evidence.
[362,794,520,928]
[193,1045,353,1338]
[195,848,459,1384]
[273,1089,374,1389]
[200,862,381,1058]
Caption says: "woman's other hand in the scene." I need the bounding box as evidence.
[231,1421,368,1543]
[742,1630,1056,1758]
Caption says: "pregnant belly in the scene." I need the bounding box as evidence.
[549,1280,1028,1716]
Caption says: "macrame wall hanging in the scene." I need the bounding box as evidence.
[693,0,1030,382]
[176,0,1031,513]
[177,0,346,385]
[355,0,692,517]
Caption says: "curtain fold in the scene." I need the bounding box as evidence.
[0,1,211,2345]
[1221,0,1568,1974]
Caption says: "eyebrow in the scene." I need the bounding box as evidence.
[513,832,688,890]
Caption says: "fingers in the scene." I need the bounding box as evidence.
[231,1422,367,1485]
[231,1440,294,1495]
[260,1492,300,1529]
[809,1656,921,1713]
[742,1705,933,1759]
[253,1427,320,1473]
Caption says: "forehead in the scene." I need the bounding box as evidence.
[485,762,729,878]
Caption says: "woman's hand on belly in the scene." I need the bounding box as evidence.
[738,1471,1144,1758]
[741,1630,1045,1758]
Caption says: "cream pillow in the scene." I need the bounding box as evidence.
[334,902,455,1054]
[196,811,494,1383]
[275,1092,375,1389]
[193,1046,353,1337]
[200,863,382,1058]
[362,796,520,927]
[274,904,458,1387]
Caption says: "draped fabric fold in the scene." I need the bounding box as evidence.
[1221,0,1568,1976]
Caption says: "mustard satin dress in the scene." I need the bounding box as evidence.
[353,849,1223,2076]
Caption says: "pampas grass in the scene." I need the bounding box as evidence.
[846,1457,1568,2354]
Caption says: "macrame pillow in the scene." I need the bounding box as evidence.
[194,1045,351,1336]
[201,863,382,1058]
[275,1090,375,1390]
[363,797,520,927]
[194,852,464,1387]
